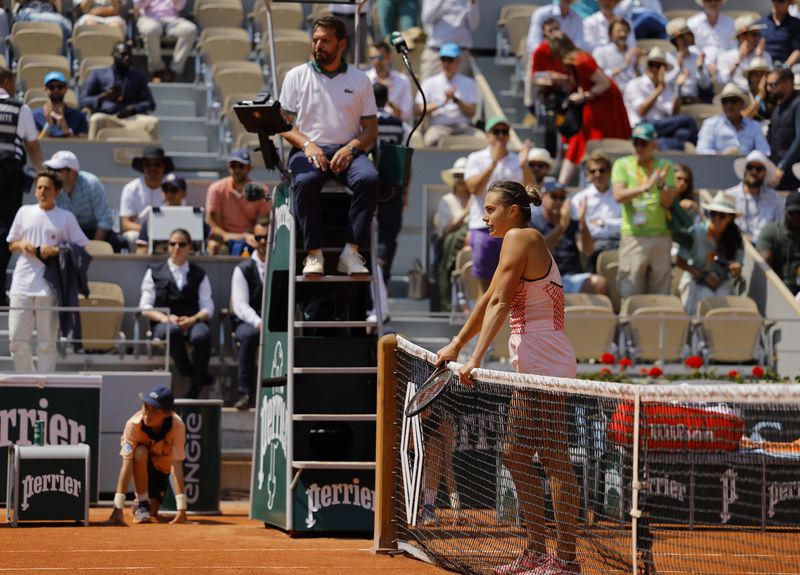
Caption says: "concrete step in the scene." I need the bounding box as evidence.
[221,448,251,497]
[167,136,210,154]
[157,99,198,117]
[150,82,208,116]
[222,407,255,450]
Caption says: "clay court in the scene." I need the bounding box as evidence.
[0,501,447,575]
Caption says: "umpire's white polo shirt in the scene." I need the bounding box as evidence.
[280,60,377,147]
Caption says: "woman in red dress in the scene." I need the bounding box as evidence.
[548,31,631,184]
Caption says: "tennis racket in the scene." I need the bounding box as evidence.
[405,366,453,418]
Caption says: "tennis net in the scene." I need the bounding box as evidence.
[380,335,800,575]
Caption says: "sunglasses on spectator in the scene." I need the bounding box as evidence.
[632,139,649,148]
[766,81,781,88]
[708,211,730,219]
[721,97,741,105]
[169,241,189,248]
[369,54,384,62]
[46,83,66,91]
[528,162,550,169]
[162,186,182,194]
[588,167,608,174]
[143,160,164,169]
[647,61,666,69]
[440,56,456,63]
[229,162,248,169]
[254,234,267,242]
[549,194,567,201]
[491,128,510,136]
[746,164,766,172]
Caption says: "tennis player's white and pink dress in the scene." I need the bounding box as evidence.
[508,255,577,379]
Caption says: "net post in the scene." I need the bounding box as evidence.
[630,389,642,575]
[374,333,399,554]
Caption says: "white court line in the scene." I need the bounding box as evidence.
[0,568,311,572]
[0,548,373,554]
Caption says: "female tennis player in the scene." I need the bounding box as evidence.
[435,179,580,575]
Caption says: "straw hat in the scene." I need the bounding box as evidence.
[666,18,692,42]
[733,150,777,182]
[441,157,468,188]
[719,82,751,106]
[702,191,739,215]
[526,147,555,169]
[743,56,771,76]
[646,47,674,71]
[732,14,766,39]
[694,0,726,7]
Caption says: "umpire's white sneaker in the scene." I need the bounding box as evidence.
[302,254,324,276]
[337,251,368,275]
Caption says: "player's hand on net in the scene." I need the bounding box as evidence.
[434,342,458,367]
[458,357,479,387]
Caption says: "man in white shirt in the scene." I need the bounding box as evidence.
[279,16,379,277]
[583,0,635,52]
[696,83,770,155]
[231,217,267,410]
[716,14,773,91]
[420,0,479,79]
[416,43,480,146]
[571,151,621,271]
[464,116,533,293]
[119,147,173,251]
[0,66,44,307]
[666,17,713,104]
[687,0,737,71]
[527,0,586,54]
[139,228,214,398]
[7,172,88,373]
[724,151,785,242]
[366,41,414,122]
[593,17,641,92]
[623,47,698,150]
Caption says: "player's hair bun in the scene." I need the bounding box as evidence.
[526,184,542,207]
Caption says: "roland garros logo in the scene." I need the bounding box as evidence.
[257,341,287,510]
[21,469,82,511]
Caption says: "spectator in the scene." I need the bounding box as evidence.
[416,43,480,147]
[529,17,568,156]
[205,150,271,256]
[119,147,174,251]
[687,0,737,71]
[623,47,698,150]
[742,56,772,120]
[135,173,210,254]
[666,17,713,104]
[526,147,556,186]
[584,0,635,52]
[374,83,407,144]
[0,66,44,307]
[532,181,609,294]
[696,83,770,155]
[278,16,379,277]
[33,71,88,138]
[366,41,414,122]
[75,0,126,33]
[766,67,800,190]
[527,0,585,55]
[134,0,197,82]
[717,14,772,91]
[592,17,642,92]
[757,190,800,295]
[675,163,700,219]
[547,31,631,184]
[44,150,123,251]
[80,42,159,141]
[434,157,470,310]
[572,151,621,271]
[464,116,533,293]
[14,0,72,52]
[611,122,676,297]
[676,192,744,314]
[420,0,479,79]
[376,0,418,42]
[6,172,88,373]
[139,228,214,399]
[614,0,667,40]
[231,217,268,410]
[725,150,784,242]
[760,0,800,67]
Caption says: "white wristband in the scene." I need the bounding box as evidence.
[113,492,126,509]
[175,493,187,511]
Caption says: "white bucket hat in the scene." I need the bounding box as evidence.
[702,191,739,215]
[719,82,751,106]
[733,150,777,183]
[441,156,468,188]
[646,47,674,71]
[526,147,555,169]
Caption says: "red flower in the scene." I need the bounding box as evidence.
[684,355,704,370]
[752,366,765,378]
[600,352,617,365]
[619,357,633,369]
[599,368,612,376]
[640,367,648,375]
[648,366,663,377]
[728,370,740,379]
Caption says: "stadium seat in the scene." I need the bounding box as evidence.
[619,295,691,363]
[213,60,264,104]
[200,28,251,67]
[565,303,617,362]
[723,10,760,20]
[79,280,125,353]
[585,139,634,157]
[261,37,310,66]
[683,103,721,128]
[595,249,621,313]
[24,87,79,110]
[692,295,773,365]
[498,6,538,57]
[196,2,245,29]
[437,134,487,150]
[307,3,332,25]
[449,248,474,323]
[78,56,113,86]
[273,60,303,90]
[71,26,124,59]
[251,1,304,33]
[17,55,70,92]
[663,9,700,20]
[96,127,157,143]
[10,22,63,56]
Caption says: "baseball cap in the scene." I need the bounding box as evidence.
[44,150,80,172]
[439,43,460,59]
[542,181,567,194]
[485,115,510,133]
[43,71,66,86]
[786,191,800,213]
[632,123,658,142]
[141,385,174,412]
[227,149,251,165]
[161,172,186,191]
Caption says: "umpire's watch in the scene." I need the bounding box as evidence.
[347,144,360,157]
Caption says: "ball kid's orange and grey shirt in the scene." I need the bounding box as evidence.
[120,409,186,474]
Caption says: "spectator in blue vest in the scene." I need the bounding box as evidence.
[231,217,268,410]
[33,72,88,138]
[760,0,800,67]
[139,228,214,399]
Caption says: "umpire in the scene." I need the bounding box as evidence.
[0,66,43,306]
